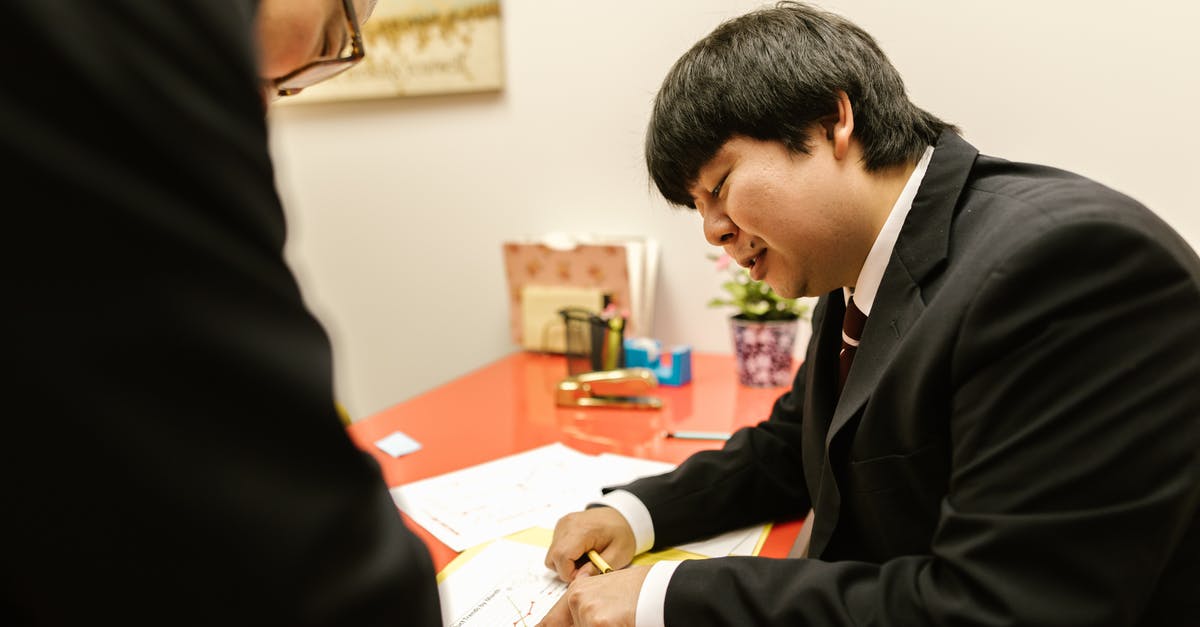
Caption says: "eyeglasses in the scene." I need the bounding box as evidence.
[268,0,365,98]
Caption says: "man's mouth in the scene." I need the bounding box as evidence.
[747,250,767,280]
[739,249,765,268]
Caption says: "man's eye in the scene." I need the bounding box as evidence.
[711,176,727,198]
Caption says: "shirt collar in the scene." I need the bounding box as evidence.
[844,145,935,314]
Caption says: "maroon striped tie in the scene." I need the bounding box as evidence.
[838,296,867,394]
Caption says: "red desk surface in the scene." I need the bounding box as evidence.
[348,351,804,571]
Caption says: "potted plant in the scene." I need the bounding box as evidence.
[708,253,809,387]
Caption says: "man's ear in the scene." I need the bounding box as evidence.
[818,91,854,160]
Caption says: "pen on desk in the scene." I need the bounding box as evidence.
[587,549,613,574]
[667,430,732,441]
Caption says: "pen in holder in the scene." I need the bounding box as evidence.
[559,307,626,375]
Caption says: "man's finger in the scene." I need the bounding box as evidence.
[571,554,598,580]
[548,545,580,582]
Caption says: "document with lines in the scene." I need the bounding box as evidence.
[439,527,724,627]
[392,442,768,557]
[438,530,566,627]
[391,443,630,551]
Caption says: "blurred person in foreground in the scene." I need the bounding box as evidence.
[538,2,1200,626]
[4,0,442,624]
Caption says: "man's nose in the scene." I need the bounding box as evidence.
[703,210,737,247]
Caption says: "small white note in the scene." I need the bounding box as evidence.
[374,431,422,458]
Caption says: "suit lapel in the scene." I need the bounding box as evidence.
[825,273,925,445]
[826,130,978,444]
[807,131,979,557]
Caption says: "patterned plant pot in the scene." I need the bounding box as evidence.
[729,316,799,387]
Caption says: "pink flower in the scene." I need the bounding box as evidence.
[714,253,732,271]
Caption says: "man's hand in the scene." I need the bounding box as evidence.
[544,506,638,581]
[535,565,650,627]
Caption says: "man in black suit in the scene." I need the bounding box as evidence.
[5,0,441,624]
[539,2,1200,625]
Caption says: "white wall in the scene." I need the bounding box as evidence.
[269,0,1200,420]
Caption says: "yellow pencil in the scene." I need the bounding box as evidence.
[586,550,613,574]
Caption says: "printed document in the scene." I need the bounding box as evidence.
[392,443,649,551]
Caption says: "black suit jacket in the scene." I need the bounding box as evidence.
[620,132,1200,625]
[4,1,440,624]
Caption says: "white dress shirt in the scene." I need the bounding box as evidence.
[598,145,935,627]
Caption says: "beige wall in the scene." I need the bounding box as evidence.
[268,0,1200,419]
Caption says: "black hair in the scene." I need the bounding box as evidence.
[645,1,955,208]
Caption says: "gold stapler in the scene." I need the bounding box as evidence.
[556,368,663,410]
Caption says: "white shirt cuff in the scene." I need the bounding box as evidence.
[590,489,655,554]
[635,560,682,627]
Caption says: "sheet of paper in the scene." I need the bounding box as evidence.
[393,443,676,551]
[439,536,566,627]
[641,238,660,334]
[727,524,768,556]
[438,527,712,627]
[674,524,768,557]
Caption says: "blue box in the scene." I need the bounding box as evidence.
[623,338,692,386]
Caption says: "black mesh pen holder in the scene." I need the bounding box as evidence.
[559,307,625,375]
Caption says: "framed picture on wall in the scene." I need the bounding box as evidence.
[280,0,504,104]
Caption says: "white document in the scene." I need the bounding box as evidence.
[392,443,675,552]
[439,536,566,627]
[675,524,767,558]
[727,526,767,556]
[436,524,770,627]
[436,527,730,627]
[616,235,660,337]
